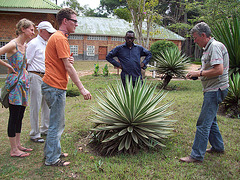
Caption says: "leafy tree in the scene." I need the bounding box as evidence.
[61,0,83,14]
[82,6,108,17]
[201,0,240,26]
[114,7,132,22]
[90,77,176,155]
[126,0,159,48]
[100,0,127,14]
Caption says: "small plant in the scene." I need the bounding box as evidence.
[223,73,240,118]
[93,63,99,76]
[94,159,104,172]
[89,76,176,155]
[102,64,109,76]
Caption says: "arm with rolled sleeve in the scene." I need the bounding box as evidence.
[106,46,121,68]
[141,47,152,69]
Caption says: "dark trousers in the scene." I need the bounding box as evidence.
[8,104,26,137]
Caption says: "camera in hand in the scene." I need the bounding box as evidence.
[191,76,198,80]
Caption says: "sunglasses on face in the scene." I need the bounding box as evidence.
[66,18,78,24]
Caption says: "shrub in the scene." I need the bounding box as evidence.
[150,40,178,62]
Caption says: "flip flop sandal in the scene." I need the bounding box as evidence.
[45,159,70,166]
[20,148,33,152]
[11,152,30,158]
[60,153,68,158]
[30,137,45,143]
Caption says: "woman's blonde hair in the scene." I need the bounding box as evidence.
[16,18,35,36]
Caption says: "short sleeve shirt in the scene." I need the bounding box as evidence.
[43,31,70,90]
[200,38,229,92]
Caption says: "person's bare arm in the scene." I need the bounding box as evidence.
[62,57,91,100]
[0,41,17,74]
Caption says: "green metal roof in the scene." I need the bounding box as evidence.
[0,0,61,11]
[75,16,185,41]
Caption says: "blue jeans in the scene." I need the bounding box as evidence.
[41,82,66,165]
[190,88,228,161]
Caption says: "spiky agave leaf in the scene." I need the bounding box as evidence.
[223,73,240,116]
[211,15,240,75]
[90,76,176,155]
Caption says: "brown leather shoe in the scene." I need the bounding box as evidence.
[180,156,202,163]
[206,148,224,154]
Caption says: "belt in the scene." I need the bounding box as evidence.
[29,71,45,78]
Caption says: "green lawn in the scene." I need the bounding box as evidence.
[0,61,239,179]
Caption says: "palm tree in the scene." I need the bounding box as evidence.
[154,47,190,89]
[89,77,176,155]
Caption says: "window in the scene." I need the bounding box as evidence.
[111,37,125,42]
[68,35,84,40]
[87,36,108,41]
[0,41,8,60]
[70,45,78,56]
[87,45,95,56]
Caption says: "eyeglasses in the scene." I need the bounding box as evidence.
[66,18,78,24]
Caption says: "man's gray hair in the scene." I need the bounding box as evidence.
[190,22,211,37]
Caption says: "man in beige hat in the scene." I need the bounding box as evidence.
[26,21,56,143]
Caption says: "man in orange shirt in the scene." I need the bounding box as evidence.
[42,8,91,166]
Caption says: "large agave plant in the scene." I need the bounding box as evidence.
[211,15,240,75]
[89,77,176,155]
[223,73,240,117]
[154,47,190,89]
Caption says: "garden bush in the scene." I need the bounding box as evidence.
[150,40,178,63]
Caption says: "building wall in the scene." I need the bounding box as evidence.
[69,35,183,61]
[0,11,183,63]
[0,11,57,73]
[0,11,57,41]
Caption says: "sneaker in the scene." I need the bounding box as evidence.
[30,137,45,143]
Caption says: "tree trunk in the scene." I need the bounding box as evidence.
[161,75,172,89]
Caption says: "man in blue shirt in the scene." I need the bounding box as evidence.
[106,30,152,87]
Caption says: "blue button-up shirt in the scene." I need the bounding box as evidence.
[106,43,152,81]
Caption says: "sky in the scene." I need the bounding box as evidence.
[55,0,100,9]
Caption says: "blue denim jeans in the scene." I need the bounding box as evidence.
[190,88,228,161]
[41,82,66,165]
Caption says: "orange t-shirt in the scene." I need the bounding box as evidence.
[43,31,70,90]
